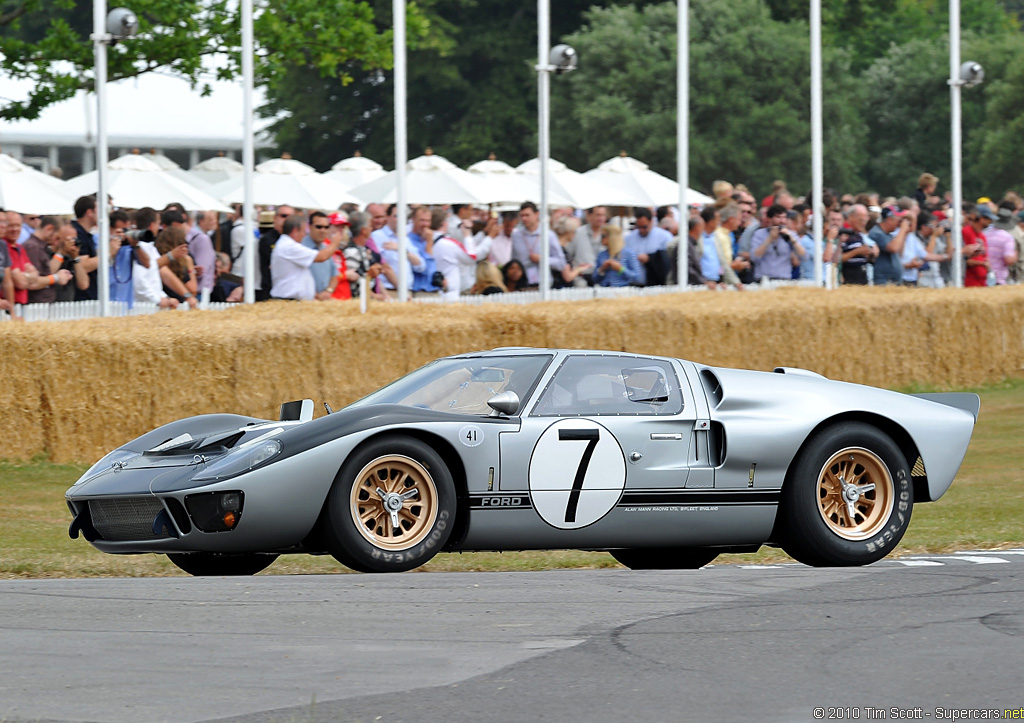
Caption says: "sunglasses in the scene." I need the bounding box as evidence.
[277,212,290,218]
[313,224,330,230]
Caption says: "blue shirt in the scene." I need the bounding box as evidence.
[624,226,672,286]
[301,235,335,293]
[408,230,439,292]
[371,225,418,290]
[797,233,816,280]
[901,232,926,283]
[593,247,643,287]
[700,233,722,281]
[869,224,901,285]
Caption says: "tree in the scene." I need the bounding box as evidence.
[860,31,1024,198]
[0,0,427,121]
[260,0,662,170]
[552,0,865,197]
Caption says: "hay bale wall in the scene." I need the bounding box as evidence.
[2,285,1022,464]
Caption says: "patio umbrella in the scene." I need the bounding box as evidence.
[584,153,713,207]
[324,151,387,189]
[140,150,214,191]
[348,151,500,205]
[218,155,361,209]
[466,155,537,207]
[0,153,75,215]
[64,154,232,212]
[188,155,244,188]
[515,157,648,208]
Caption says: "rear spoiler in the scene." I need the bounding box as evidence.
[912,393,981,421]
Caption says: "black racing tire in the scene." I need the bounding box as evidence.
[778,422,913,567]
[609,548,719,570]
[166,552,278,576]
[323,434,456,573]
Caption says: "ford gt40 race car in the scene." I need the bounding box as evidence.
[66,348,979,575]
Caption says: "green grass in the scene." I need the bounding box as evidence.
[3,378,1021,578]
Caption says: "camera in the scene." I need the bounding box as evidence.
[549,44,577,74]
[106,8,139,39]
[431,270,445,288]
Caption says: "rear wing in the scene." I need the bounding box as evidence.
[912,393,981,421]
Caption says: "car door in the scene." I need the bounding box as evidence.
[498,353,710,531]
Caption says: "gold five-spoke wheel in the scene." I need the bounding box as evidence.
[816,447,894,540]
[350,455,438,550]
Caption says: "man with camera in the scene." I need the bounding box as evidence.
[22,216,74,304]
[750,204,801,281]
[868,205,912,285]
[270,214,343,301]
[837,204,876,285]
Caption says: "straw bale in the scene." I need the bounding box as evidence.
[2,286,1023,464]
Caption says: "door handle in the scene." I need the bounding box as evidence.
[650,433,683,440]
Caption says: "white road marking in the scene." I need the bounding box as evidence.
[953,549,1024,556]
[892,560,944,566]
[902,555,1009,564]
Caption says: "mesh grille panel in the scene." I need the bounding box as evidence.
[912,457,926,477]
[89,497,170,542]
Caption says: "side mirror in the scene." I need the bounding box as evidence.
[487,391,520,417]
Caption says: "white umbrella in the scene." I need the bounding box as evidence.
[515,157,648,208]
[218,155,361,209]
[324,151,387,189]
[585,153,713,207]
[348,152,500,205]
[64,154,231,212]
[0,153,75,215]
[466,156,537,207]
[188,155,244,187]
[139,150,214,191]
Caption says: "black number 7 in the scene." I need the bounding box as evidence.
[559,429,600,523]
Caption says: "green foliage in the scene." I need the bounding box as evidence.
[554,0,865,195]
[860,30,1024,197]
[0,0,421,121]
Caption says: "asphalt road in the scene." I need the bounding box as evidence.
[1,551,1022,723]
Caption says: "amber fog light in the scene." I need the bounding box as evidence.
[185,491,244,532]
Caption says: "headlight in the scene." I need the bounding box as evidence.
[74,449,140,486]
[191,440,282,482]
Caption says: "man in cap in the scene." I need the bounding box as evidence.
[868,205,912,285]
[985,201,1019,285]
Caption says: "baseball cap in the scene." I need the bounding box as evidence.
[328,211,349,226]
[975,205,997,221]
[879,206,906,221]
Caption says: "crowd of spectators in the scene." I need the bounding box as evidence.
[1,172,1022,317]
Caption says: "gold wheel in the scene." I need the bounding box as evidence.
[349,454,438,550]
[816,447,894,540]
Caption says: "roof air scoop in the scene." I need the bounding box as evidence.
[773,367,827,379]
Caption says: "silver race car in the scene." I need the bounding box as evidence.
[66,348,979,575]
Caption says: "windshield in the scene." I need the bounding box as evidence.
[346,354,553,415]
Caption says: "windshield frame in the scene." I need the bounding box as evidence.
[345,353,555,417]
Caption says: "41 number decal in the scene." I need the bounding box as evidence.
[529,419,626,530]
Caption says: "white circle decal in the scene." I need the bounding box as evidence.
[459,424,484,447]
[528,419,626,530]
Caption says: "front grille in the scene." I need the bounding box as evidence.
[89,497,171,542]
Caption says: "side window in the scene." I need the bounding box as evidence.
[532,356,683,416]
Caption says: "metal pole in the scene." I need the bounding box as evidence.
[93,0,110,316]
[949,0,963,288]
[810,0,823,287]
[241,0,256,304]
[676,0,688,288]
[394,0,409,302]
[538,0,551,299]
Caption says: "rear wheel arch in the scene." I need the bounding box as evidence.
[798,412,927,501]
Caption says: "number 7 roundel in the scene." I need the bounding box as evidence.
[528,419,627,530]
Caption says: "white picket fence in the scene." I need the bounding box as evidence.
[0,278,817,322]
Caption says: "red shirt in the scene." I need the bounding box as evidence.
[331,250,352,300]
[962,226,988,287]
[5,239,30,305]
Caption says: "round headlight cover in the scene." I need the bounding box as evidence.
[192,440,282,482]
